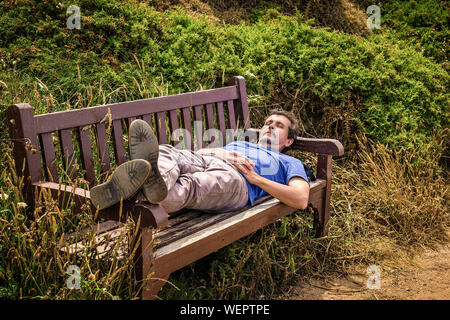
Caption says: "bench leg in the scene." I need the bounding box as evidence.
[134,226,171,299]
[312,200,328,237]
[314,154,332,237]
[142,273,170,300]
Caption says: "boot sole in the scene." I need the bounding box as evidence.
[90,159,151,210]
[129,119,168,203]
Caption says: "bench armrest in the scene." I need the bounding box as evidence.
[291,137,344,156]
[34,181,169,229]
[34,181,91,210]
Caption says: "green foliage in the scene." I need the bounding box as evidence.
[381,0,449,65]
[1,0,447,152]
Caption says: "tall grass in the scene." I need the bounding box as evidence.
[0,73,167,299]
[329,132,449,271]
[158,131,449,299]
[1,72,448,300]
[0,149,147,299]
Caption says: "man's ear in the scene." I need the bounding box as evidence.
[286,138,294,148]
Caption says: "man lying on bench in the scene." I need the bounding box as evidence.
[90,109,310,213]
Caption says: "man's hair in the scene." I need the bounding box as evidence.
[268,109,299,140]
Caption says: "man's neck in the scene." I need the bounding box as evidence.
[258,142,282,153]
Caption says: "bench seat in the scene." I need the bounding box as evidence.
[61,179,326,261]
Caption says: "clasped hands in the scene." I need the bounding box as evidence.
[220,150,261,185]
[197,148,260,185]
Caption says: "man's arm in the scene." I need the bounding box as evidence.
[196,148,223,156]
[235,163,309,210]
[199,148,309,209]
[197,148,255,168]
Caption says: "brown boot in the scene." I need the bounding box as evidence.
[129,119,168,204]
[90,159,151,210]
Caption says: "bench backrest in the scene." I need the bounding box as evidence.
[7,76,250,202]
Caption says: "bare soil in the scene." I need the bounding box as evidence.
[276,240,450,300]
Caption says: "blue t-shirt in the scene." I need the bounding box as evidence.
[222,141,309,206]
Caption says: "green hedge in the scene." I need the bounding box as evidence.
[0,0,448,151]
[381,0,449,65]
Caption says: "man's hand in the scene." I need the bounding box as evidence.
[225,151,255,171]
[236,165,310,210]
[197,148,255,170]
[197,148,309,210]
[234,161,260,185]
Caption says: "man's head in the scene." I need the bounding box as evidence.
[258,109,299,152]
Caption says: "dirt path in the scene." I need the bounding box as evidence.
[276,241,450,300]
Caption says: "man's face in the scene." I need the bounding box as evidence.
[258,114,294,152]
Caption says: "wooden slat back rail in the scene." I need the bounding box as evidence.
[112,119,127,166]
[33,84,242,134]
[39,132,58,182]
[8,77,250,191]
[58,128,76,181]
[180,107,193,151]
[78,126,96,187]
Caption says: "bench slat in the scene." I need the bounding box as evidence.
[181,107,194,151]
[59,128,75,180]
[169,110,179,135]
[39,132,58,182]
[226,100,236,131]
[142,114,152,127]
[233,76,250,130]
[126,117,136,130]
[193,105,204,149]
[205,103,215,130]
[216,101,226,144]
[155,207,249,249]
[61,225,129,260]
[112,119,126,165]
[96,123,111,173]
[62,220,121,246]
[155,112,167,144]
[78,126,96,187]
[166,210,204,227]
[205,103,219,146]
[156,212,225,248]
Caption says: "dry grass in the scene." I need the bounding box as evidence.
[327,132,449,274]
[150,0,370,35]
[1,71,448,299]
[0,150,146,299]
[0,151,128,299]
[157,130,449,299]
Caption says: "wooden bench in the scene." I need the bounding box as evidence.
[7,76,344,299]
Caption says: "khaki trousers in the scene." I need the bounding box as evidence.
[157,145,249,214]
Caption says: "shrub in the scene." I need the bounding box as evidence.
[381,0,449,66]
[159,132,449,299]
[1,1,448,153]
